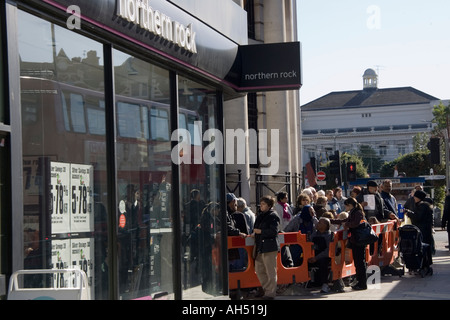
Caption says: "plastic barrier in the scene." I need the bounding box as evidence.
[366,221,398,268]
[8,269,89,300]
[228,236,260,290]
[228,232,313,290]
[228,220,401,292]
[276,232,313,285]
[329,229,356,280]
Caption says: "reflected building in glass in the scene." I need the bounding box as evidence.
[0,0,301,300]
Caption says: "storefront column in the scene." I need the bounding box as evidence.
[5,2,24,274]
[224,96,251,203]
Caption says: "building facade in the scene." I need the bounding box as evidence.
[301,68,447,175]
[225,0,302,207]
[0,0,301,300]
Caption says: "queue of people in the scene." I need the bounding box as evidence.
[225,179,439,299]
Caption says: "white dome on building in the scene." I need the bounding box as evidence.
[363,68,378,89]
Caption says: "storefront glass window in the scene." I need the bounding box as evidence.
[18,10,109,299]
[0,135,9,295]
[178,76,224,298]
[0,32,3,124]
[113,49,173,300]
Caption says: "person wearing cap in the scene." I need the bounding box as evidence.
[355,180,393,222]
[404,185,423,211]
[405,190,435,254]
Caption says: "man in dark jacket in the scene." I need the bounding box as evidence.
[226,193,248,272]
[442,189,450,250]
[308,218,334,293]
[356,180,394,222]
[226,193,248,236]
[405,190,434,268]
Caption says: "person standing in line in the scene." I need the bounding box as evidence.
[331,197,367,290]
[237,197,256,234]
[274,192,294,231]
[380,179,400,223]
[334,187,347,214]
[442,189,450,250]
[356,180,393,222]
[325,189,341,215]
[252,195,280,300]
[404,190,434,271]
[404,185,423,211]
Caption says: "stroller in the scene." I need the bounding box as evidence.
[398,224,433,277]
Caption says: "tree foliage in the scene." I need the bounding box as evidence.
[357,144,383,173]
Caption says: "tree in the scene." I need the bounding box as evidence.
[412,132,431,152]
[432,101,450,135]
[380,151,446,208]
[357,144,384,174]
[380,151,438,178]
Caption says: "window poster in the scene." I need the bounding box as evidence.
[50,161,94,298]
[50,162,71,234]
[70,163,94,233]
[50,162,94,234]
[51,239,71,288]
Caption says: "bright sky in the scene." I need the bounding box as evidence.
[297,0,450,105]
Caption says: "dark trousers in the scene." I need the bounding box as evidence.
[352,245,367,288]
[309,257,331,285]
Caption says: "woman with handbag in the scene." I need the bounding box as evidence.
[331,197,368,290]
[252,195,280,299]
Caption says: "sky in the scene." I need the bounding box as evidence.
[297,0,450,105]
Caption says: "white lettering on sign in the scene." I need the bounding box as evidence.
[117,0,197,54]
[244,70,298,81]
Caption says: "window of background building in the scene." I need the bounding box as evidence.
[247,93,258,168]
[18,10,109,299]
[113,49,174,300]
[244,0,256,40]
[178,75,224,298]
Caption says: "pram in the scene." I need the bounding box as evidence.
[398,224,433,277]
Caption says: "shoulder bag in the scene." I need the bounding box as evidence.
[351,220,378,246]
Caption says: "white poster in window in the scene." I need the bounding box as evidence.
[51,239,71,288]
[70,164,94,233]
[50,162,71,234]
[71,238,95,299]
[364,194,376,211]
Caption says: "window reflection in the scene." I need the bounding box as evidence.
[113,50,173,299]
[18,11,108,299]
[178,76,223,298]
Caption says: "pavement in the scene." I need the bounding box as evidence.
[185,230,450,300]
[276,229,450,300]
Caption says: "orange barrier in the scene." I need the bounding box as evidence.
[228,220,401,291]
[366,220,400,269]
[329,229,356,280]
[228,232,313,290]
[276,232,313,285]
[228,236,260,290]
